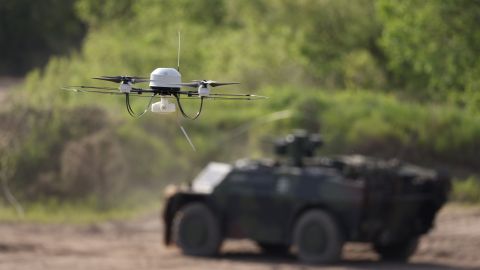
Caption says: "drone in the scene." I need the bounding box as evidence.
[62,35,266,120]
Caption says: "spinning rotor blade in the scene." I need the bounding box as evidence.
[170,80,240,88]
[209,82,240,87]
[94,75,149,80]
[64,85,118,91]
[93,75,150,84]
[62,86,124,95]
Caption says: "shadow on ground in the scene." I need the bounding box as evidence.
[211,250,476,270]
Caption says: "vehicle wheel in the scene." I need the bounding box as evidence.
[172,203,222,256]
[256,242,290,255]
[293,209,344,264]
[374,238,419,262]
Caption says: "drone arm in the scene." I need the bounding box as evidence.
[170,82,199,88]
[131,87,156,94]
[178,91,267,100]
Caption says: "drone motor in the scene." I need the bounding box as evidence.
[119,82,132,93]
[198,85,209,97]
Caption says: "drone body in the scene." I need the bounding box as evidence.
[149,68,181,114]
[63,67,265,119]
[62,33,266,120]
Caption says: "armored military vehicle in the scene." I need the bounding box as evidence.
[163,131,450,263]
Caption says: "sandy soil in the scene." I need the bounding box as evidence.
[0,204,479,270]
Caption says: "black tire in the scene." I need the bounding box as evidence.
[293,209,344,264]
[172,203,222,256]
[374,238,419,262]
[256,242,290,255]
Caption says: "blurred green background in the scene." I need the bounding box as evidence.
[1,0,479,221]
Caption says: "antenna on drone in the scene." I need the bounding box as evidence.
[177,31,181,72]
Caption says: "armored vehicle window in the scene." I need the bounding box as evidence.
[192,162,232,193]
[228,173,249,183]
[223,171,277,192]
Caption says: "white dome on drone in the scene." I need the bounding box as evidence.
[149,68,182,89]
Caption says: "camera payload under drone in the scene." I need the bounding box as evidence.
[62,34,266,120]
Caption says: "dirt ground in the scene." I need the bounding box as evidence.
[0,204,479,270]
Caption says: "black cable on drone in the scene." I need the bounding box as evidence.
[125,93,156,118]
[174,93,204,120]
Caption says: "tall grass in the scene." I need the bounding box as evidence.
[0,193,161,224]
[4,86,480,210]
[452,177,480,204]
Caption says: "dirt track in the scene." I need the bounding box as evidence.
[1,204,479,270]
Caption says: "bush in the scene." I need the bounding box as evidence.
[452,177,480,204]
[255,88,480,172]
[4,0,480,212]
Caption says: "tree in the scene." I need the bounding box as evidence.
[0,0,86,75]
[377,0,480,97]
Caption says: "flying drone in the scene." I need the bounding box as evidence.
[62,35,266,120]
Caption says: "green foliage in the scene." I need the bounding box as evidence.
[0,0,86,75]
[452,177,480,204]
[4,0,480,95]
[0,194,160,224]
[26,0,386,91]
[301,0,385,89]
[75,0,134,28]
[254,89,480,171]
[3,0,480,214]
[377,0,480,96]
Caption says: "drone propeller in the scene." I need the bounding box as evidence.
[62,86,124,95]
[92,75,150,84]
[173,80,240,88]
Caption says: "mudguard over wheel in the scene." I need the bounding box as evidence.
[374,238,419,261]
[293,209,344,264]
[172,203,222,256]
